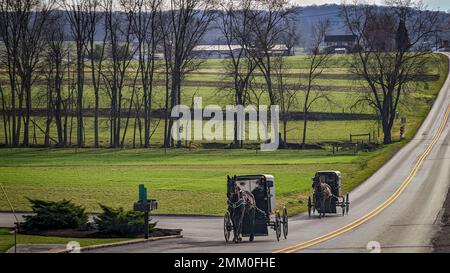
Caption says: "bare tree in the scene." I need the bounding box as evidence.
[44,13,68,147]
[160,0,217,147]
[238,0,294,106]
[0,0,20,146]
[273,56,297,148]
[300,19,333,149]
[64,53,76,146]
[85,0,106,148]
[281,17,300,56]
[63,0,92,147]
[0,83,8,145]
[218,0,257,147]
[131,0,163,148]
[342,0,441,144]
[0,0,55,147]
[120,66,140,148]
[102,0,137,148]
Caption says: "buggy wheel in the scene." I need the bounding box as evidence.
[224,212,232,243]
[275,211,282,241]
[346,193,350,215]
[307,196,312,217]
[249,234,254,242]
[341,196,346,216]
[282,207,288,239]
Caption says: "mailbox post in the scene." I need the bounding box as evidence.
[400,115,407,140]
[133,184,158,239]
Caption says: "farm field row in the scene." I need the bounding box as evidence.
[0,80,440,114]
[0,85,370,112]
[0,117,414,147]
[0,54,443,80]
[0,64,439,147]
[0,55,445,116]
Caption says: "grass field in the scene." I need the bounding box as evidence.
[0,54,447,219]
[4,118,382,148]
[0,147,399,216]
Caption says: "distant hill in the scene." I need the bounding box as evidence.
[203,4,347,46]
[54,4,449,46]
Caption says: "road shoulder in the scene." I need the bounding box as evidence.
[432,184,450,252]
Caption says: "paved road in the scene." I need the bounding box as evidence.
[2,54,449,253]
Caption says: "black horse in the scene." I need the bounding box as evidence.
[227,176,257,243]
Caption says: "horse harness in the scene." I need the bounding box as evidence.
[228,190,266,215]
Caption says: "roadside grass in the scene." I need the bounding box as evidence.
[0,228,130,253]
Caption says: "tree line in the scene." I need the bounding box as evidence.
[0,0,443,148]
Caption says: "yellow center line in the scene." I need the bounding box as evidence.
[275,102,450,253]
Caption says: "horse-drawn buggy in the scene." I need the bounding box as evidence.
[224,174,288,243]
[307,171,349,218]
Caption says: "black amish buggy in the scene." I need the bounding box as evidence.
[307,171,350,217]
[224,174,288,243]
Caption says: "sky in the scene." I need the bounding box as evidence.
[292,0,450,11]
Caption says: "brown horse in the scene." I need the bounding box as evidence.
[227,176,257,243]
[313,176,334,218]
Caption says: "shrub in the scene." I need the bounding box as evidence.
[94,204,156,236]
[22,199,88,231]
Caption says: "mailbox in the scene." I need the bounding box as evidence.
[134,200,158,212]
[133,184,158,240]
[149,199,158,211]
[134,202,151,212]
[134,185,158,212]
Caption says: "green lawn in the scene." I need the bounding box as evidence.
[0,228,130,253]
[0,143,423,217]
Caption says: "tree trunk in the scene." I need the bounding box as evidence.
[8,63,18,146]
[45,77,52,147]
[0,86,8,146]
[121,83,137,148]
[163,57,170,148]
[23,80,31,147]
[76,41,84,148]
[302,113,308,149]
[11,89,16,146]
[382,117,393,144]
[54,61,63,147]
[94,79,99,148]
[171,66,182,148]
[383,127,392,144]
